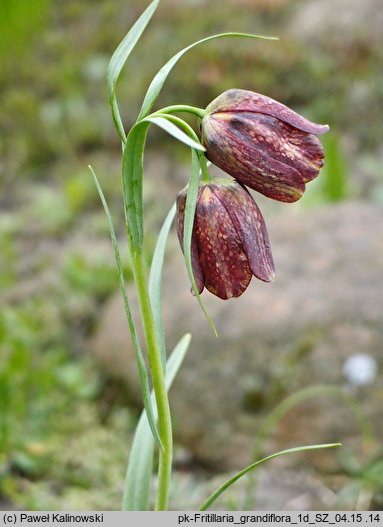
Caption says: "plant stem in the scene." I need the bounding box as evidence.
[130,249,173,511]
[157,104,206,120]
[148,111,211,183]
[198,152,211,183]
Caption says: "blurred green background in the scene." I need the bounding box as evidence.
[1,0,382,511]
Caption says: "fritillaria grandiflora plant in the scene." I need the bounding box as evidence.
[89,0,340,512]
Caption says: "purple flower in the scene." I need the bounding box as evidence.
[201,89,329,203]
[176,179,274,300]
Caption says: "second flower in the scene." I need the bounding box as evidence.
[176,178,275,300]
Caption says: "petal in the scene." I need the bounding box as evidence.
[289,130,325,182]
[202,113,306,202]
[176,190,204,294]
[206,89,329,135]
[235,112,325,183]
[210,181,275,282]
[195,186,252,299]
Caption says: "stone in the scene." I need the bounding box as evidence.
[288,0,383,47]
[89,201,383,469]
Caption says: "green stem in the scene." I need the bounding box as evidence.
[130,249,173,511]
[157,104,206,120]
[156,110,211,183]
[197,152,211,182]
[149,111,211,183]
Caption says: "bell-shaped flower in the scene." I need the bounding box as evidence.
[201,89,329,203]
[176,178,274,300]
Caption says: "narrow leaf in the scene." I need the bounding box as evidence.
[150,112,202,146]
[123,333,192,511]
[107,0,160,141]
[252,385,374,461]
[199,443,342,511]
[321,134,349,202]
[89,165,161,450]
[144,116,205,151]
[183,150,218,336]
[122,116,203,253]
[148,203,176,373]
[122,122,150,251]
[138,32,278,121]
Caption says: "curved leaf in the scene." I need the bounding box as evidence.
[144,116,205,151]
[137,32,278,121]
[199,443,342,511]
[123,333,192,511]
[252,385,374,461]
[107,0,160,141]
[149,203,176,373]
[122,115,204,253]
[122,122,150,251]
[151,112,200,142]
[183,150,218,336]
[89,165,161,450]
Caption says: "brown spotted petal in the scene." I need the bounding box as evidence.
[176,179,274,300]
[210,180,275,282]
[201,89,329,203]
[176,189,204,295]
[206,88,329,135]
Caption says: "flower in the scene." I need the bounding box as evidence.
[201,89,329,203]
[176,178,274,299]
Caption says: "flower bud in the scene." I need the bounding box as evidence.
[176,179,274,300]
[201,89,329,203]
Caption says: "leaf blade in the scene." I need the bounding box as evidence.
[89,165,161,450]
[252,385,374,461]
[148,202,176,373]
[199,443,342,511]
[138,32,278,121]
[183,150,218,336]
[122,333,192,510]
[122,116,204,254]
[122,122,150,251]
[107,0,160,141]
[144,116,205,151]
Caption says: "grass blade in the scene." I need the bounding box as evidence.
[183,150,218,336]
[321,133,349,202]
[144,116,205,151]
[148,203,176,373]
[89,165,161,450]
[199,443,342,511]
[137,32,278,121]
[123,333,192,510]
[252,385,374,461]
[107,0,160,141]
[122,122,150,251]
[122,116,203,253]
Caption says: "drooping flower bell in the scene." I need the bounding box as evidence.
[201,89,329,203]
[176,178,274,300]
